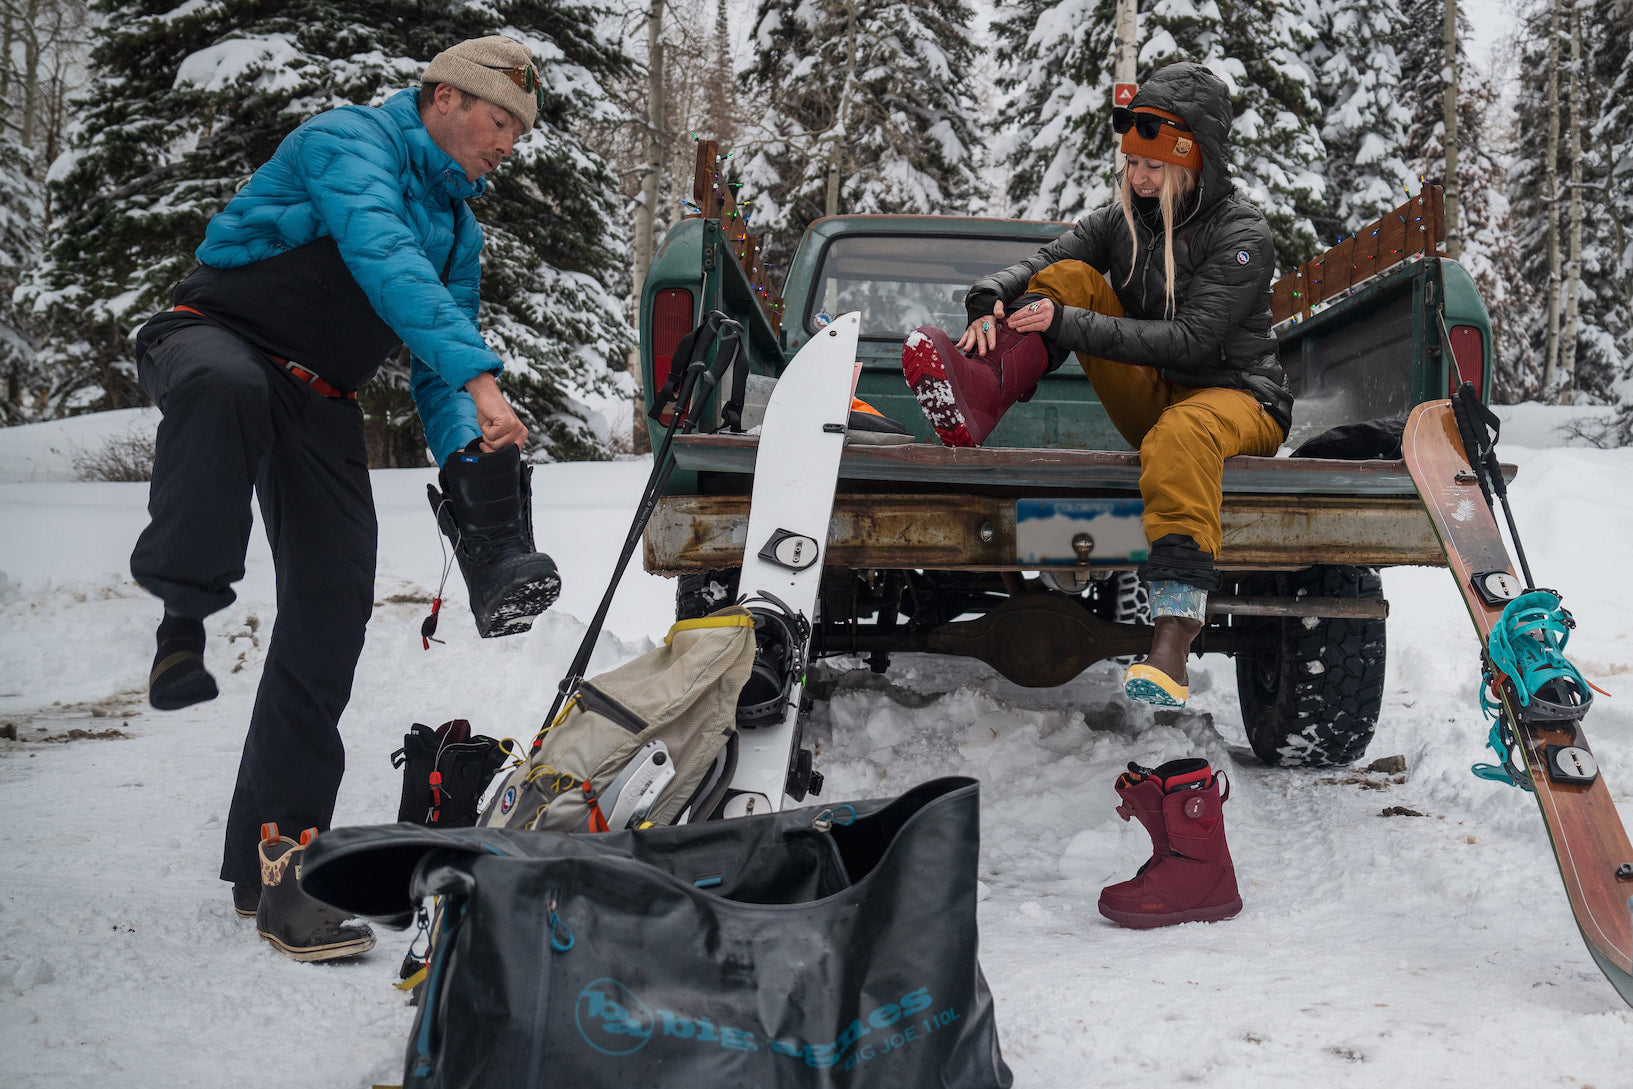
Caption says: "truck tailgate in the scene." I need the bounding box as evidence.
[641,437,1516,575]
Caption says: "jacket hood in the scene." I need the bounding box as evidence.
[1128,63,1233,215]
[383,88,486,204]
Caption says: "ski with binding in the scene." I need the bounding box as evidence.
[1404,394,1633,1009]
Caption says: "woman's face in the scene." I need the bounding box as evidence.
[1126,155,1170,199]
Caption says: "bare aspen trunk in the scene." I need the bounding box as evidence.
[824,0,859,218]
[1442,0,1459,258]
[633,0,666,302]
[1542,0,1562,396]
[1558,0,1582,405]
[1,7,13,107]
[631,0,666,455]
[1111,0,1138,180]
[21,0,39,148]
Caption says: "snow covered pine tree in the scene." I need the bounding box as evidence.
[21,0,631,460]
[1135,0,1326,269]
[737,0,985,263]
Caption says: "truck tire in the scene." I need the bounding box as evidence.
[676,568,740,621]
[1234,565,1386,768]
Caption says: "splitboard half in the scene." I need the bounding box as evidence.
[725,313,862,816]
[1404,399,1633,1008]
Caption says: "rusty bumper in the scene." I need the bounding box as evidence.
[643,493,1445,575]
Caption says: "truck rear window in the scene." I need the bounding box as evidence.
[807,234,1053,339]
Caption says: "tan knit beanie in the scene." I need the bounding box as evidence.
[422,36,539,129]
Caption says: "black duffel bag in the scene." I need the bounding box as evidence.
[301,776,1012,1089]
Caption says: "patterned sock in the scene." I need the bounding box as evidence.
[1148,579,1207,622]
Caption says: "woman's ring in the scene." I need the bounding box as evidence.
[982,321,990,330]
[1030,302,1040,311]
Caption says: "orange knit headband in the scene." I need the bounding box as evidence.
[1118,107,1203,171]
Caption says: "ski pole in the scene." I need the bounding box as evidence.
[1449,381,1536,589]
[539,316,746,739]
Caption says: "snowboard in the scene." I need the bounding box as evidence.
[1403,398,1633,1009]
[723,312,862,816]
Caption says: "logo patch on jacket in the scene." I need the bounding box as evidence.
[1236,250,1251,265]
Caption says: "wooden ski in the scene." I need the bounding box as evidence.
[1404,399,1633,1008]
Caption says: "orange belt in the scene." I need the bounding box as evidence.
[172,305,358,401]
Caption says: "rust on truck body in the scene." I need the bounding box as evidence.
[643,492,1446,574]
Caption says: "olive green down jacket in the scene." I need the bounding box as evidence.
[966,62,1294,437]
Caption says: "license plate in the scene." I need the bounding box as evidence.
[1015,498,1148,564]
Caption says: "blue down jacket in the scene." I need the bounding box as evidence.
[192,88,494,463]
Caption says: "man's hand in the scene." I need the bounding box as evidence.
[464,372,528,452]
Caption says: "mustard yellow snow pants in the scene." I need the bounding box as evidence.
[1025,260,1283,558]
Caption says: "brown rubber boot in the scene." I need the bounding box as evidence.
[256,824,375,961]
[1097,758,1243,927]
[901,323,1051,447]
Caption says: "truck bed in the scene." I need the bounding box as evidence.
[671,435,1424,494]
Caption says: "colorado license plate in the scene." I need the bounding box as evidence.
[1015,498,1148,564]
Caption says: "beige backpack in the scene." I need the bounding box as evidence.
[479,607,756,832]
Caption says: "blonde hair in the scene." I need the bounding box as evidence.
[1119,159,1201,318]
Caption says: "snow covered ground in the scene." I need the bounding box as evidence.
[2,404,1631,1088]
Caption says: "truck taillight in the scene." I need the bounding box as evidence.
[650,289,695,423]
[1446,324,1484,399]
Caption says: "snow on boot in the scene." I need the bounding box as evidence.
[255,824,375,961]
[901,322,1050,447]
[1097,758,1243,928]
[428,441,561,638]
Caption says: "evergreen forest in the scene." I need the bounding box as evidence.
[2,0,1629,458]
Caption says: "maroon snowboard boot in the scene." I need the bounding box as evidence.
[901,322,1051,447]
[1097,757,1243,928]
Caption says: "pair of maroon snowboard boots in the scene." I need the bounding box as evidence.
[901,322,1052,447]
[1098,757,1243,928]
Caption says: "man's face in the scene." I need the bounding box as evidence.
[422,83,529,182]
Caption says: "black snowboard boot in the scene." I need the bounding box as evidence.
[148,614,218,711]
[391,718,509,826]
[255,823,375,962]
[428,441,561,638]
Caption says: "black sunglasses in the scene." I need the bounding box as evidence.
[1112,106,1192,140]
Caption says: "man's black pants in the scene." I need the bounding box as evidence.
[131,323,376,887]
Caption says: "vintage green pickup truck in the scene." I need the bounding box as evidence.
[636,145,1492,770]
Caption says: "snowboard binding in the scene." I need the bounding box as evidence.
[1474,589,1597,789]
[736,591,812,727]
[1487,590,1593,723]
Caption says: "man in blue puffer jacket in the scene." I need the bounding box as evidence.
[128,36,561,959]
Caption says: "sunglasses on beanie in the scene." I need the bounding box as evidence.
[1112,106,1192,140]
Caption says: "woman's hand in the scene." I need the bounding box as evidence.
[1006,298,1055,335]
[957,299,1006,356]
